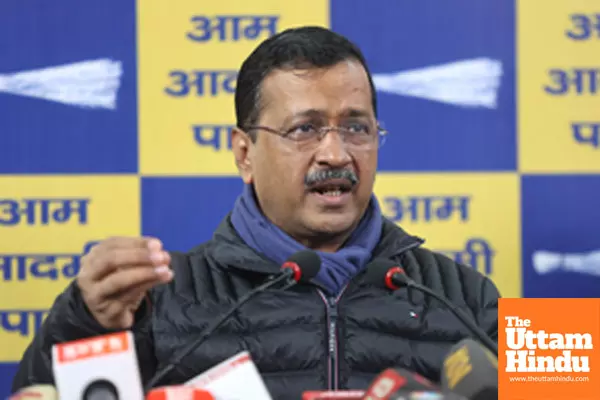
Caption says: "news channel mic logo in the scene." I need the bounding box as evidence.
[373,172,521,298]
[0,176,140,362]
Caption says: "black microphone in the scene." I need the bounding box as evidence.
[82,379,119,400]
[364,259,498,357]
[144,250,321,392]
[441,339,498,400]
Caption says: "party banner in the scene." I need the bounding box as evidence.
[0,1,138,175]
[2,0,600,398]
[332,0,516,172]
[0,176,140,361]
[518,1,600,173]
[374,173,521,298]
[137,0,330,176]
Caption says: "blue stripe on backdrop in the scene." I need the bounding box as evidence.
[0,364,18,399]
[521,175,600,298]
[142,177,245,252]
[0,0,138,174]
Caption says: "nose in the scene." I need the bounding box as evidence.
[313,130,352,168]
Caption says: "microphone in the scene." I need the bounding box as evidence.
[441,339,498,400]
[363,368,432,399]
[8,385,58,399]
[146,386,214,400]
[184,350,272,399]
[364,260,498,356]
[51,331,144,400]
[144,250,322,391]
[82,380,119,400]
[362,368,466,400]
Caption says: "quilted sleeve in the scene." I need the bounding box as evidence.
[476,275,500,342]
[10,280,157,393]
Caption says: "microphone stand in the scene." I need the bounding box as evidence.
[144,270,294,391]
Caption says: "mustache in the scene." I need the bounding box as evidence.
[304,169,359,187]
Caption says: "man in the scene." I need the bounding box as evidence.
[12,26,499,399]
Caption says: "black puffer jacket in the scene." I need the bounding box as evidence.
[12,216,500,399]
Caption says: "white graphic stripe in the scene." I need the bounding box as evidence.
[0,58,122,110]
[373,58,503,109]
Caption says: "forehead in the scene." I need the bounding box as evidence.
[258,59,374,121]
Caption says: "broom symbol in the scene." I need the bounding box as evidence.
[0,57,501,110]
[0,58,122,110]
[372,57,503,109]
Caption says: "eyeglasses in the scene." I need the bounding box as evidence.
[243,122,388,150]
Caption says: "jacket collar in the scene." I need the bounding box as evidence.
[202,213,424,277]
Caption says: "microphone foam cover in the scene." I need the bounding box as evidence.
[363,258,399,287]
[286,250,321,282]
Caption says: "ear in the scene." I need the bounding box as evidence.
[231,127,253,184]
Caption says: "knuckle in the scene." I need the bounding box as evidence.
[75,274,88,288]
[80,253,94,271]
[101,307,119,322]
[85,249,112,272]
[76,270,94,288]
[80,253,95,272]
[84,290,101,308]
[81,242,105,268]
[89,240,110,255]
[80,252,91,264]
[106,249,120,268]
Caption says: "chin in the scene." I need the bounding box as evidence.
[305,212,357,236]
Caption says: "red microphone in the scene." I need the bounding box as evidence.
[383,266,408,291]
[281,249,321,284]
[281,260,302,282]
[146,386,214,400]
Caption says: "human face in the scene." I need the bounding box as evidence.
[232,60,378,248]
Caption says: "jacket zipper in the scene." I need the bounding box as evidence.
[317,287,347,391]
[327,296,338,390]
[312,237,424,390]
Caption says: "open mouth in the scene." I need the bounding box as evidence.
[308,179,354,197]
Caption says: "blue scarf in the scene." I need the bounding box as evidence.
[230,184,383,296]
